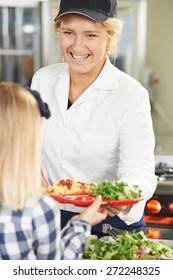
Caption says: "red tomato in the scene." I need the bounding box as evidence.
[59,179,72,189]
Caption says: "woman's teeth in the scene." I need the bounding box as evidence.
[71,53,89,60]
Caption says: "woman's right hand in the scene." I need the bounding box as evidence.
[72,195,108,226]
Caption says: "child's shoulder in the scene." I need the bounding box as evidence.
[37,194,59,211]
[26,194,60,220]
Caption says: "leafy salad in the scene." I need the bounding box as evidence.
[91,180,142,200]
[82,231,173,260]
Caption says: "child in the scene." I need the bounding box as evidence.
[0,82,107,260]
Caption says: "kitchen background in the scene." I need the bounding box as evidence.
[0,0,173,239]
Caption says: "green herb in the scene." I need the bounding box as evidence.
[82,231,173,260]
[91,180,142,199]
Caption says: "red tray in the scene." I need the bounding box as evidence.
[52,194,144,207]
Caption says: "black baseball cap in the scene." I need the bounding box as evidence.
[54,0,117,22]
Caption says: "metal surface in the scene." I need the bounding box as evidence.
[148,225,173,240]
[102,224,123,238]
[145,159,173,240]
[0,3,40,85]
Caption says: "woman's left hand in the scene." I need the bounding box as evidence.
[104,205,131,217]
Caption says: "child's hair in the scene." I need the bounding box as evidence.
[0,82,42,210]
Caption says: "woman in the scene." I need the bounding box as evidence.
[31,0,157,237]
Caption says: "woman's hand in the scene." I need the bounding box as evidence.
[104,205,132,217]
[72,196,108,226]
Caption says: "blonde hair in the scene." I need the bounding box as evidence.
[0,82,42,210]
[54,16,123,59]
[96,18,123,58]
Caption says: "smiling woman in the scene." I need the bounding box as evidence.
[60,16,108,72]
[57,14,113,103]
[31,0,157,238]
[55,14,122,73]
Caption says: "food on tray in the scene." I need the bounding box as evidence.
[42,179,96,195]
[91,180,142,200]
[82,231,173,260]
[42,179,143,204]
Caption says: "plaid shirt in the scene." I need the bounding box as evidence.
[0,195,91,260]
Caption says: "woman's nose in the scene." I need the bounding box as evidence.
[72,35,84,50]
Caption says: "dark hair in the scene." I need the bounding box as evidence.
[26,88,51,119]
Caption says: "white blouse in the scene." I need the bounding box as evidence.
[31,58,157,225]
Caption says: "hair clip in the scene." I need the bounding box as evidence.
[26,87,51,119]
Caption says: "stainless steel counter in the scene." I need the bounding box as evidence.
[145,179,173,240]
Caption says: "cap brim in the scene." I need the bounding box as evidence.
[54,9,109,22]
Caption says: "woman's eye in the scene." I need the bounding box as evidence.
[63,31,72,35]
[88,34,97,37]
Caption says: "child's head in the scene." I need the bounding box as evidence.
[0,82,50,210]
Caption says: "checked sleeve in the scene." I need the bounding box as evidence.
[32,195,61,259]
[61,219,91,260]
